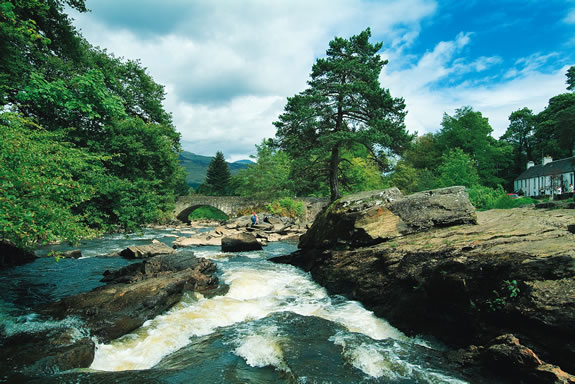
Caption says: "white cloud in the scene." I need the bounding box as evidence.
[70,0,437,160]
[381,34,567,139]
[564,8,575,24]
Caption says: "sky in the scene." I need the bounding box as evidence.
[68,0,575,162]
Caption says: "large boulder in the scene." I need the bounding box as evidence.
[299,186,477,250]
[119,242,175,259]
[221,232,263,252]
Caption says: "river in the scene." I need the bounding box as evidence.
[0,227,472,383]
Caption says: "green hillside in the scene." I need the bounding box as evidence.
[179,151,252,188]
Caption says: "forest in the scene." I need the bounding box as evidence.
[1,2,574,249]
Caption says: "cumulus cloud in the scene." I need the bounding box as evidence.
[381,32,567,139]
[70,0,437,160]
[69,0,569,161]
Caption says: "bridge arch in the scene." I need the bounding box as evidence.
[175,204,229,222]
[174,196,329,223]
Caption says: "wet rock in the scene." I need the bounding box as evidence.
[273,190,575,379]
[221,232,263,252]
[298,186,476,250]
[172,234,221,248]
[482,334,575,383]
[119,242,175,259]
[0,326,94,375]
[0,240,37,269]
[39,254,219,343]
[59,250,82,259]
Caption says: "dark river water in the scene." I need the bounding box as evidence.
[0,227,472,383]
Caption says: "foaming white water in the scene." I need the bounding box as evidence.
[233,325,287,370]
[331,333,468,383]
[91,259,406,372]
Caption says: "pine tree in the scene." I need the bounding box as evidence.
[200,151,231,195]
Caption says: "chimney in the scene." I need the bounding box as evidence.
[543,156,553,165]
[527,161,534,169]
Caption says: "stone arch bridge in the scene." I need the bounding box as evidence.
[174,196,328,223]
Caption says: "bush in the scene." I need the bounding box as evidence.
[468,185,504,210]
[266,198,305,218]
[468,185,536,210]
[189,206,229,221]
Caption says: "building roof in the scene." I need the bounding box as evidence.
[516,156,575,180]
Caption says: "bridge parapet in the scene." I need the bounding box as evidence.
[174,196,328,223]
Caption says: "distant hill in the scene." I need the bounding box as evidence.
[179,151,253,189]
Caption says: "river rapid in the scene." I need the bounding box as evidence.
[0,227,472,383]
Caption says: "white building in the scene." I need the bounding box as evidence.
[514,156,575,196]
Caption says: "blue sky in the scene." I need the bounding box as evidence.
[69,0,575,161]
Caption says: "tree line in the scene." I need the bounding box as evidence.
[1,0,187,248]
[201,29,574,209]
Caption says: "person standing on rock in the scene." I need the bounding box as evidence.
[251,211,258,227]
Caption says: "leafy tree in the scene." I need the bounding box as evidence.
[0,113,103,248]
[274,28,411,201]
[435,148,480,188]
[403,133,443,170]
[232,139,294,199]
[567,65,575,92]
[500,108,535,188]
[533,93,575,159]
[199,152,231,196]
[436,106,511,187]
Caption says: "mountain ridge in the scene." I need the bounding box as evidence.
[179,151,253,188]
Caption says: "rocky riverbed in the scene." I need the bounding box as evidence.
[273,186,575,383]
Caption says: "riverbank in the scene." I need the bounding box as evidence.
[272,187,575,383]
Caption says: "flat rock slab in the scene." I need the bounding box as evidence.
[119,243,175,259]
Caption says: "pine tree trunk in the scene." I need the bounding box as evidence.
[329,145,340,202]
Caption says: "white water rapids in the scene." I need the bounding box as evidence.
[88,247,467,383]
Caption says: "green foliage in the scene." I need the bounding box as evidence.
[567,65,575,92]
[533,93,575,160]
[468,185,536,210]
[232,140,294,199]
[435,148,480,188]
[265,198,305,219]
[487,280,520,312]
[274,28,411,201]
[0,113,102,248]
[199,151,232,196]
[0,1,187,249]
[188,206,229,222]
[436,106,512,188]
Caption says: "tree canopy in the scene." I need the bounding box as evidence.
[274,28,410,201]
[0,0,186,248]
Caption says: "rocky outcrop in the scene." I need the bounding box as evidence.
[221,232,263,252]
[119,242,175,259]
[40,253,219,343]
[0,241,37,268]
[273,188,575,382]
[173,214,306,248]
[299,186,477,250]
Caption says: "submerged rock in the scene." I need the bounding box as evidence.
[273,187,575,381]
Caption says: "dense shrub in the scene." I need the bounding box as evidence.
[266,198,305,218]
[468,185,536,210]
